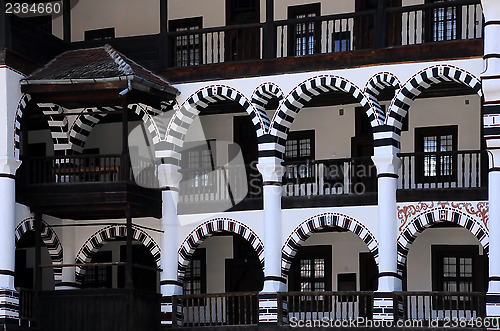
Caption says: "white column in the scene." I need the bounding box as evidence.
[481,0,500,316]
[158,163,183,327]
[57,224,78,290]
[0,155,21,323]
[257,161,285,325]
[372,152,401,320]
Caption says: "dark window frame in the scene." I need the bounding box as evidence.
[284,130,315,184]
[431,245,485,311]
[83,250,112,289]
[287,3,321,56]
[84,27,115,41]
[169,17,203,67]
[289,245,332,310]
[415,125,458,183]
[425,0,462,42]
[183,248,207,295]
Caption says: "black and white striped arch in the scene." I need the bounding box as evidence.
[177,218,264,282]
[397,207,489,275]
[160,85,269,166]
[267,75,380,162]
[281,212,379,279]
[15,217,63,284]
[74,224,161,284]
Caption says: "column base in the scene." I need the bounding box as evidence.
[258,292,287,325]
[160,283,183,328]
[0,289,19,327]
[373,292,398,321]
[487,293,500,318]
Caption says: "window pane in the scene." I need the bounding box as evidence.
[300,259,311,277]
[301,282,312,292]
[459,257,473,277]
[443,257,456,277]
[314,258,325,278]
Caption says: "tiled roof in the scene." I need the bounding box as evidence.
[24,44,178,94]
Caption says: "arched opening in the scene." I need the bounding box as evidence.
[173,88,267,213]
[178,230,264,326]
[15,230,55,291]
[81,238,158,293]
[390,66,485,199]
[284,227,377,320]
[402,223,488,321]
[274,76,379,200]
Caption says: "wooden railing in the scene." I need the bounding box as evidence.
[394,291,486,326]
[168,23,264,66]
[274,9,376,58]
[279,291,373,324]
[398,150,486,190]
[172,292,259,327]
[386,0,482,47]
[282,157,377,197]
[2,1,482,71]
[18,288,37,324]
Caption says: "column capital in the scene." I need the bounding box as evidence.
[0,156,21,176]
[158,164,182,189]
[257,161,284,183]
[371,154,401,176]
[487,149,500,169]
[481,0,500,22]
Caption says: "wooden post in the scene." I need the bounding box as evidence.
[63,0,71,42]
[374,0,387,48]
[263,0,276,59]
[125,205,133,290]
[34,213,42,291]
[0,0,11,49]
[121,106,130,182]
[159,0,170,69]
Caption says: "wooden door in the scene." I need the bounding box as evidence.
[351,107,376,193]
[225,0,260,61]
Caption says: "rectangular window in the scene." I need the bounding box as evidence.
[333,31,350,53]
[183,248,206,295]
[432,245,485,310]
[169,17,203,67]
[288,3,321,56]
[427,0,461,42]
[83,251,112,289]
[290,245,332,292]
[284,130,315,183]
[415,126,457,183]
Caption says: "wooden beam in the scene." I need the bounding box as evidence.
[263,0,275,59]
[63,0,71,42]
[34,212,42,291]
[125,205,133,290]
[0,0,11,49]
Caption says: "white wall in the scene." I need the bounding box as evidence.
[198,235,233,293]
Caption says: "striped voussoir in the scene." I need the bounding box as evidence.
[74,224,161,284]
[268,75,380,161]
[397,207,489,275]
[483,103,500,146]
[38,103,72,155]
[365,72,402,123]
[251,82,284,122]
[178,218,264,282]
[15,217,63,283]
[13,94,32,158]
[163,85,268,166]
[386,65,482,132]
[281,212,379,279]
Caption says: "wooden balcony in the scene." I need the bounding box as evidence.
[19,288,160,331]
[16,154,161,220]
[2,1,483,81]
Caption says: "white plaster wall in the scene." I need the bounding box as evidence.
[406,227,484,291]
[400,95,481,153]
[53,0,161,41]
[0,67,24,158]
[198,235,233,293]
